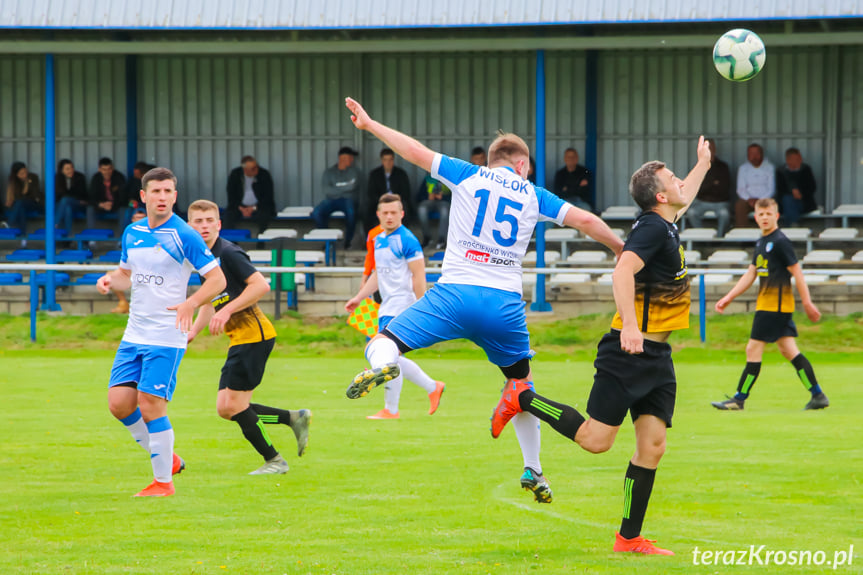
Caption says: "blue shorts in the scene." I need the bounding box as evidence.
[378,315,394,333]
[109,341,185,401]
[383,283,533,367]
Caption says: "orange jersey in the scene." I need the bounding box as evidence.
[364,225,384,276]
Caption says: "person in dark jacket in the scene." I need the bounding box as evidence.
[88,157,127,230]
[365,148,412,236]
[686,139,732,236]
[54,159,88,233]
[776,148,818,224]
[225,155,276,235]
[5,161,43,235]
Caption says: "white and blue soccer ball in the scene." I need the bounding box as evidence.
[713,29,766,82]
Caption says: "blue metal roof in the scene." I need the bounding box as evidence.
[2,0,862,30]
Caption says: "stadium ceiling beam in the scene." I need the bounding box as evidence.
[0,31,862,54]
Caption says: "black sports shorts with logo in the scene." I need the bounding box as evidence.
[586,330,676,428]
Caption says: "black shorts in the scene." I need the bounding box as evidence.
[750,311,797,343]
[586,330,677,428]
[219,338,275,391]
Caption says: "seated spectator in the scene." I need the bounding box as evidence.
[365,147,411,236]
[553,147,592,211]
[5,161,43,237]
[122,162,156,227]
[735,143,774,228]
[88,157,127,232]
[776,148,817,224]
[225,155,275,235]
[313,146,362,249]
[415,173,450,249]
[54,159,88,233]
[470,146,487,167]
[686,139,731,236]
[527,156,537,184]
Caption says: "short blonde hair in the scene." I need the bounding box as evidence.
[755,198,778,211]
[488,132,530,166]
[187,199,220,216]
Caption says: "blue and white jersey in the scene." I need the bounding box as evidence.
[374,225,424,318]
[432,153,571,294]
[119,214,219,349]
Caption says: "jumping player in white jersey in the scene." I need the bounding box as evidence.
[345,193,446,420]
[97,167,226,497]
[343,97,624,502]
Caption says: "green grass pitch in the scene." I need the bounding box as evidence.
[1,351,860,574]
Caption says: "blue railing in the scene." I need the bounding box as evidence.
[1,263,860,343]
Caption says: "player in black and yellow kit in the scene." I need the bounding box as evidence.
[712,198,828,411]
[491,137,712,555]
[187,200,311,475]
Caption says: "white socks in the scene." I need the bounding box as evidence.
[145,416,174,483]
[512,412,542,473]
[119,408,150,452]
[398,357,436,393]
[384,375,404,414]
[365,337,399,369]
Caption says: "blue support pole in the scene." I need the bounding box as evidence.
[530,49,552,312]
[585,50,599,210]
[699,273,706,342]
[43,53,61,311]
[125,55,138,179]
[30,270,38,341]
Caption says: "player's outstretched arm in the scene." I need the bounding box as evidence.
[562,207,624,257]
[188,304,215,343]
[788,263,821,322]
[676,136,712,220]
[715,265,757,313]
[346,270,379,313]
[96,267,131,294]
[612,251,646,354]
[345,97,435,173]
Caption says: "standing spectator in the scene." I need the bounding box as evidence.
[776,148,817,224]
[313,146,362,249]
[415,173,450,249]
[553,148,592,211]
[735,143,774,228]
[5,162,43,237]
[88,157,127,230]
[54,159,88,234]
[365,147,412,236]
[686,139,732,236]
[225,155,276,235]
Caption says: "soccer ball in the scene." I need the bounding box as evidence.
[713,29,766,82]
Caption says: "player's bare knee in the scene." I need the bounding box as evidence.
[217,404,235,420]
[107,387,136,419]
[577,432,614,454]
[108,399,135,420]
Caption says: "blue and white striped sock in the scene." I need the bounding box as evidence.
[146,416,174,483]
[119,408,150,453]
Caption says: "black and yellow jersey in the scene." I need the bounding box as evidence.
[210,237,277,346]
[753,229,797,313]
[611,211,690,333]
